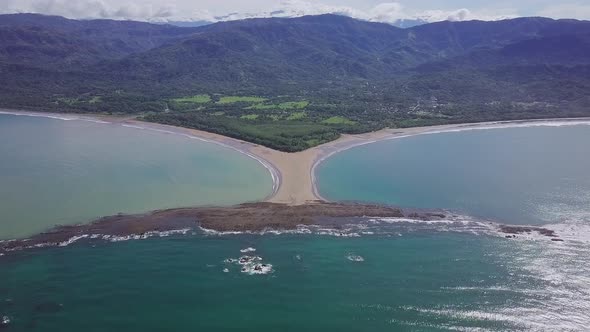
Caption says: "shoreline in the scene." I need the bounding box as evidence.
[2,109,590,205]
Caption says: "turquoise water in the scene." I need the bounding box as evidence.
[2,230,589,331]
[2,120,590,331]
[318,125,590,225]
[3,233,585,331]
[0,114,272,239]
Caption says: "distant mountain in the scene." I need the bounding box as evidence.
[2,13,589,92]
[161,14,430,29]
[391,19,429,28]
[94,15,590,91]
[163,21,212,28]
[0,13,201,68]
[1,13,589,150]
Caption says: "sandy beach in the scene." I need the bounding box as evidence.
[2,109,590,205]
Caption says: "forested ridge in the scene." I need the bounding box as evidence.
[1,13,589,151]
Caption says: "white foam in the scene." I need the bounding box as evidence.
[0,110,76,121]
[199,217,496,238]
[0,110,114,124]
[58,235,89,247]
[198,225,313,236]
[99,229,191,243]
[347,254,364,262]
[440,286,521,292]
[240,247,256,253]
[1,316,10,326]
[223,253,274,275]
[7,229,193,251]
[238,255,262,265]
[241,263,273,275]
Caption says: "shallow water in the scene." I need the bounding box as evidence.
[0,114,272,239]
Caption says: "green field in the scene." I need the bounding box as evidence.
[173,94,211,104]
[217,96,267,104]
[240,114,259,120]
[322,116,357,125]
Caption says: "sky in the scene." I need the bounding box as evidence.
[1,0,589,24]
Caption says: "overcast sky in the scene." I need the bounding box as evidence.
[2,0,589,23]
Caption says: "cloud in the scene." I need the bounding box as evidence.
[414,8,516,23]
[211,1,515,25]
[538,3,590,20]
[0,0,519,24]
[0,0,180,20]
[367,3,406,22]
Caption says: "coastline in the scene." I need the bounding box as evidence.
[2,109,590,205]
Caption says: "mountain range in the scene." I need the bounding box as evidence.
[1,13,589,151]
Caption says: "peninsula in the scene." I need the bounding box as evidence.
[113,115,590,205]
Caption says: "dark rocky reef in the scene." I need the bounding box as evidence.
[499,225,562,241]
[0,202,444,254]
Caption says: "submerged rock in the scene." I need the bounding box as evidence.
[238,255,262,265]
[499,225,558,238]
[241,263,273,275]
[1,316,10,328]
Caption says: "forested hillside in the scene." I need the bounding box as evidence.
[1,14,589,151]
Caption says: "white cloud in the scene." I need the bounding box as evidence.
[0,0,521,24]
[210,1,516,25]
[414,8,516,22]
[538,3,590,20]
[0,0,181,20]
[367,3,406,22]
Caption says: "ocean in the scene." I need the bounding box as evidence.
[1,116,590,331]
